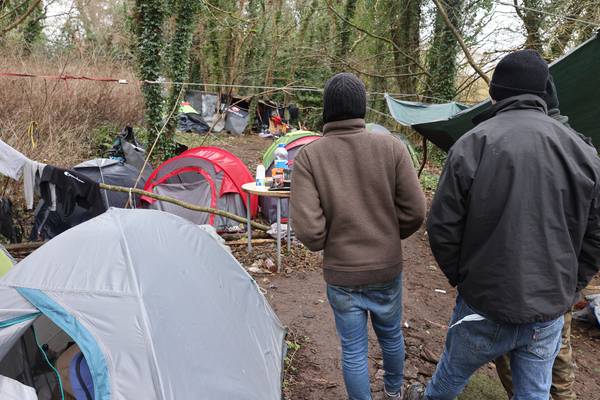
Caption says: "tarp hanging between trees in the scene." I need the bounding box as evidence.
[386,31,600,152]
[384,97,469,127]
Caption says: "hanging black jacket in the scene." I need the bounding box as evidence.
[427,94,600,324]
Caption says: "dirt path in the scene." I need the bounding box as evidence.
[217,134,600,399]
[244,230,600,400]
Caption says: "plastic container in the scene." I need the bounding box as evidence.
[272,144,289,186]
[274,144,288,169]
[255,165,266,186]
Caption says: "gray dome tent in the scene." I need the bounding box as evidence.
[0,208,286,399]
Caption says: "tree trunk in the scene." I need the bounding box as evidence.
[336,0,359,62]
[389,0,422,95]
[425,0,464,101]
[263,0,283,87]
[134,0,166,151]
[514,0,545,54]
[164,0,199,155]
[548,1,585,58]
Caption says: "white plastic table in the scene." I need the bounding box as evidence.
[241,182,291,272]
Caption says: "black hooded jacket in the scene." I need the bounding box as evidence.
[427,94,600,324]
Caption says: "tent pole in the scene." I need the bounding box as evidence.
[99,183,270,232]
[418,137,428,178]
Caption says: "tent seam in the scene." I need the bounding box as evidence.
[0,284,136,297]
[112,211,168,400]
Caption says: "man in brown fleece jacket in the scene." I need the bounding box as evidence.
[290,73,426,400]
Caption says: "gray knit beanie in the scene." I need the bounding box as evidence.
[323,73,367,123]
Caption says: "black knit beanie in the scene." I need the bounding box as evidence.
[323,73,366,123]
[541,74,559,110]
[489,50,549,101]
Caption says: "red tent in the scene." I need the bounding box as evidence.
[142,147,257,229]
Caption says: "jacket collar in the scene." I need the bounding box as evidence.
[323,118,366,136]
[472,94,548,126]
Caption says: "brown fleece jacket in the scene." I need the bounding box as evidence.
[290,118,426,286]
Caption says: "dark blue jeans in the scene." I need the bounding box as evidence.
[327,274,404,400]
[425,296,564,400]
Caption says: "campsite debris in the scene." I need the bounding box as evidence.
[573,294,600,327]
[264,258,276,272]
[434,289,447,294]
[375,369,385,380]
[404,364,419,380]
[584,285,600,296]
[424,319,448,330]
[228,238,276,246]
[421,347,439,364]
[222,231,269,241]
[404,321,410,328]
[5,241,46,260]
[418,363,436,378]
[427,265,437,271]
[5,241,45,252]
[247,266,272,275]
[267,223,289,239]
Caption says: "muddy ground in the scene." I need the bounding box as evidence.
[192,133,600,400]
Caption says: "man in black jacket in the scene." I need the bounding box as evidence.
[493,75,586,400]
[405,50,600,400]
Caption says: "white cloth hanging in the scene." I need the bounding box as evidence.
[0,140,28,180]
[22,160,46,210]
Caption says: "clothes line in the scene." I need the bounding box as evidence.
[0,71,457,103]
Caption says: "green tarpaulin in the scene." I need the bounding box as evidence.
[386,31,600,152]
[384,97,469,126]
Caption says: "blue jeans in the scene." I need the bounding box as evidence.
[425,296,564,400]
[327,274,404,400]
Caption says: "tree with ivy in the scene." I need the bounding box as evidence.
[20,0,45,52]
[424,0,465,101]
[0,0,43,38]
[133,0,166,157]
[165,0,199,139]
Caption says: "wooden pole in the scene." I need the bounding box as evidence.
[98,183,270,232]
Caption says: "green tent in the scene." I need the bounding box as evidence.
[0,245,15,278]
[386,31,600,152]
[262,131,320,168]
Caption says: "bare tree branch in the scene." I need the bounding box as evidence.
[432,0,491,85]
[0,0,42,37]
[325,0,432,78]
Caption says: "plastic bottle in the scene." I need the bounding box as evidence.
[274,144,289,169]
[272,144,288,186]
[255,165,266,187]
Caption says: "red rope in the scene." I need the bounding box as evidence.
[0,72,122,83]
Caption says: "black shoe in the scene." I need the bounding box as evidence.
[403,383,425,400]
